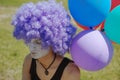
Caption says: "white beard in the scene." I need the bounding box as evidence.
[27,41,50,59]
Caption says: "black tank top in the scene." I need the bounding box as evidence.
[30,57,73,80]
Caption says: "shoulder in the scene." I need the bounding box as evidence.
[67,61,80,76]
[22,54,32,80]
[23,54,32,71]
[63,58,80,80]
[24,54,32,63]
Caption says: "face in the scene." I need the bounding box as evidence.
[27,39,50,59]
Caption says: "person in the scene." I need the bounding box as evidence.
[11,0,80,80]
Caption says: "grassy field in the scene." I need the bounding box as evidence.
[0,0,68,9]
[0,0,120,80]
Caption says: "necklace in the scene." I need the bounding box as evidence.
[37,54,56,76]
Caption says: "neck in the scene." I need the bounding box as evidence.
[37,49,55,68]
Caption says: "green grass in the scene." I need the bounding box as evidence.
[0,0,120,80]
[0,0,68,9]
[0,0,37,6]
[0,7,28,80]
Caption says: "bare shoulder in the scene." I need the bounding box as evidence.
[67,62,80,75]
[24,54,32,63]
[63,60,80,80]
[23,54,32,72]
[22,54,32,80]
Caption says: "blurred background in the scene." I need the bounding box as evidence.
[0,0,120,80]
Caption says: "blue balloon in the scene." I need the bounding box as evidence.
[68,0,111,27]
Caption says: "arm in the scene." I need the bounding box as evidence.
[63,62,80,80]
[68,65,80,80]
[22,54,32,80]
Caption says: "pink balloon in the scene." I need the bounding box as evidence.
[70,30,113,71]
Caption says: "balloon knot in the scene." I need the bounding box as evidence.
[89,27,93,29]
[101,29,105,32]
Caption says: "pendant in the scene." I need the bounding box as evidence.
[45,70,49,75]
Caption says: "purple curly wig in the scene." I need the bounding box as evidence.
[11,0,76,55]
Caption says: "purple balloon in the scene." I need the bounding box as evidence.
[70,30,113,71]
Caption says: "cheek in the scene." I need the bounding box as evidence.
[27,42,43,52]
[28,44,34,51]
[35,45,42,50]
[30,45,42,52]
[29,47,35,51]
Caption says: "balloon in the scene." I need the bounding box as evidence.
[68,0,111,27]
[76,21,89,30]
[111,0,120,10]
[75,21,102,30]
[100,21,105,30]
[105,6,120,44]
[98,0,120,31]
[70,30,113,71]
[99,0,120,31]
